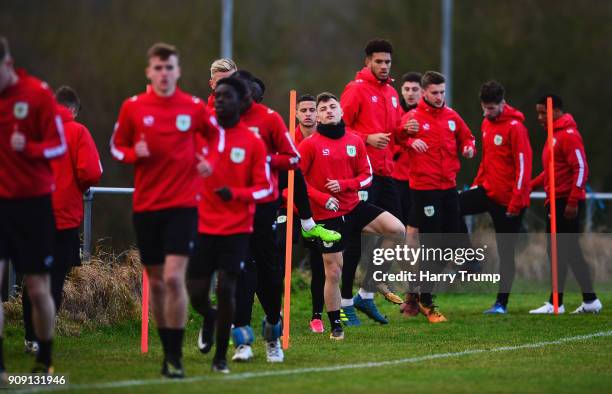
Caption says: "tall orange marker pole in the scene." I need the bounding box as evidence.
[141,270,149,353]
[282,90,297,350]
[547,97,559,315]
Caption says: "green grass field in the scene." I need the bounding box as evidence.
[4,288,612,393]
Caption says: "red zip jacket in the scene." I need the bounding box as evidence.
[299,126,373,220]
[240,102,300,203]
[341,67,403,177]
[52,105,103,229]
[405,99,476,190]
[472,104,532,214]
[0,69,66,199]
[531,113,588,206]
[110,87,218,212]
[392,107,411,181]
[199,121,273,235]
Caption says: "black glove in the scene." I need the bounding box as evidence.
[215,187,233,201]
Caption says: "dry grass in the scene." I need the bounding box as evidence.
[3,247,143,336]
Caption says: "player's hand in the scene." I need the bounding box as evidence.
[564,204,578,219]
[325,179,341,193]
[462,145,475,159]
[196,154,212,177]
[325,197,339,212]
[366,133,391,149]
[215,187,233,201]
[411,139,428,153]
[135,139,150,158]
[404,118,419,135]
[10,130,26,152]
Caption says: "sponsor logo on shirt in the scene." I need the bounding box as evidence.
[322,148,330,156]
[230,147,246,163]
[13,102,28,119]
[423,123,430,131]
[448,120,456,132]
[371,96,378,103]
[346,145,357,157]
[494,135,503,146]
[391,96,398,108]
[176,114,191,132]
[143,115,154,127]
[424,205,435,217]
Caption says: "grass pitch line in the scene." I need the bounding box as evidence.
[12,329,612,393]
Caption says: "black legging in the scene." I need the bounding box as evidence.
[546,199,596,305]
[307,244,325,316]
[459,186,524,305]
[22,264,70,342]
[187,271,237,361]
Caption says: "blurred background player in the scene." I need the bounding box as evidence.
[529,94,602,314]
[0,36,66,375]
[393,72,423,317]
[110,42,218,378]
[187,77,271,373]
[22,86,102,354]
[340,39,405,325]
[404,71,476,323]
[459,80,532,314]
[207,58,237,110]
[299,92,405,340]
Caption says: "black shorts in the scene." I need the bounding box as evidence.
[316,201,384,254]
[363,175,402,220]
[0,195,55,274]
[133,207,197,265]
[54,227,81,268]
[188,233,250,278]
[394,179,419,228]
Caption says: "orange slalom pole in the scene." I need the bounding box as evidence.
[547,97,559,315]
[141,269,149,353]
[282,90,297,350]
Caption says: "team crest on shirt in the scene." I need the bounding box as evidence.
[346,145,357,157]
[448,120,456,132]
[230,147,246,163]
[176,115,191,132]
[494,135,503,145]
[13,102,29,119]
[391,96,398,108]
[143,115,154,127]
[424,205,435,217]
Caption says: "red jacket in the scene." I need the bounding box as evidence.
[299,125,373,220]
[51,105,103,229]
[110,87,218,212]
[392,107,411,181]
[531,113,588,206]
[0,69,66,199]
[240,102,300,203]
[341,67,403,177]
[472,104,532,214]
[405,99,476,190]
[199,121,272,235]
[207,93,215,110]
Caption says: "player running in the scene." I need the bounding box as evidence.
[0,36,66,375]
[110,42,219,378]
[299,92,405,340]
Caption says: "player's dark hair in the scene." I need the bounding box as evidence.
[537,94,564,110]
[421,71,445,89]
[146,42,179,61]
[55,85,80,112]
[217,77,248,101]
[0,36,9,60]
[480,80,505,104]
[316,92,339,107]
[364,39,393,57]
[401,72,422,85]
[297,94,316,104]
